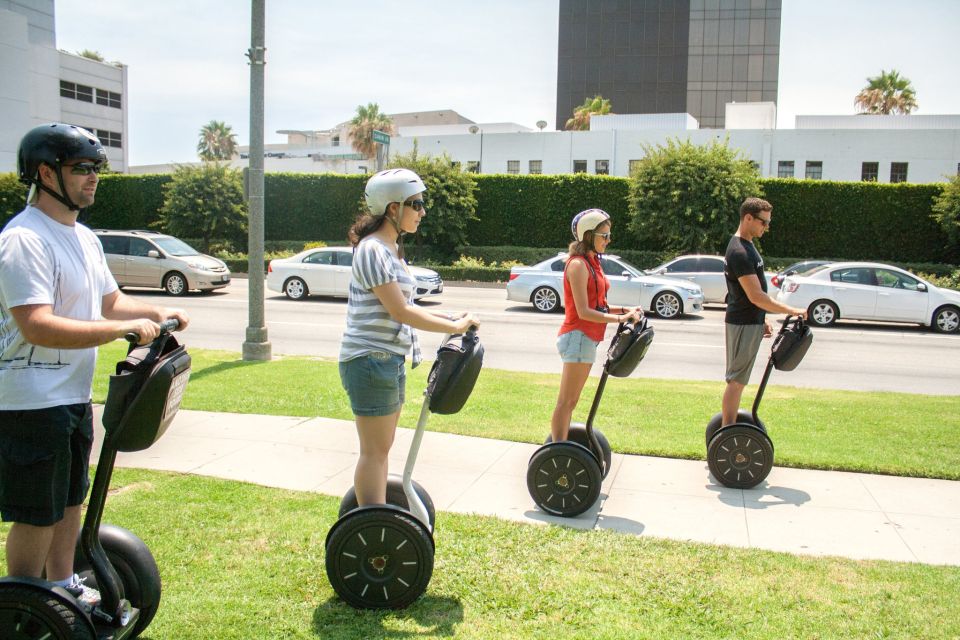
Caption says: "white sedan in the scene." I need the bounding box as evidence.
[506,253,704,319]
[267,246,443,301]
[777,262,960,333]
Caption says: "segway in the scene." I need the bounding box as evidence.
[527,318,654,517]
[326,327,483,609]
[0,319,190,640]
[706,315,812,489]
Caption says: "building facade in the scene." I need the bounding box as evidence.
[556,0,781,130]
[0,0,129,173]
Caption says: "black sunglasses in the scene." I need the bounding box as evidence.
[404,199,425,212]
[752,214,770,227]
[67,162,104,176]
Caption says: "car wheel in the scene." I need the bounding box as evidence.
[808,299,838,327]
[163,272,187,296]
[932,305,960,333]
[531,286,560,313]
[652,291,683,319]
[284,277,308,300]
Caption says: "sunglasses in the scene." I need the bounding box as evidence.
[753,215,770,227]
[404,199,425,212]
[594,232,611,239]
[67,162,104,176]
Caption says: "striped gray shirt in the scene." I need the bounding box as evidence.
[339,237,421,367]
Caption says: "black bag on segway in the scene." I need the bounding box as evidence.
[605,317,655,378]
[426,331,484,415]
[101,335,192,452]
[771,318,813,372]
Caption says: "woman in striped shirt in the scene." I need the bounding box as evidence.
[339,168,479,506]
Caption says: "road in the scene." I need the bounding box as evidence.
[125,279,960,396]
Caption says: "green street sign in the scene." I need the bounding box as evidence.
[372,130,390,144]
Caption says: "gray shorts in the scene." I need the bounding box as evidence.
[557,330,600,364]
[725,323,765,385]
[339,352,406,417]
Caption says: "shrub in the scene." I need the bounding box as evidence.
[158,163,246,253]
[932,174,960,255]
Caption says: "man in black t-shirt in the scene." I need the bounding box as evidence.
[721,198,806,426]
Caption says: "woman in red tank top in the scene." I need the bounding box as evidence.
[551,209,644,443]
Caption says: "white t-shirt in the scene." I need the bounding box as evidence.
[0,206,118,410]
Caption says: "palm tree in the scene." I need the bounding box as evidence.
[349,103,395,159]
[854,69,918,115]
[565,95,613,131]
[197,120,238,161]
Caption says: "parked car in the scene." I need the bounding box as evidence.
[646,254,777,303]
[506,253,704,319]
[777,262,960,333]
[94,229,231,295]
[770,260,833,289]
[267,246,443,301]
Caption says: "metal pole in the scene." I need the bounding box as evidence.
[243,0,271,361]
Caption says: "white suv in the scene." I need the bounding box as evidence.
[94,230,231,295]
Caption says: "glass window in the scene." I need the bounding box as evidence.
[75,84,93,103]
[700,257,726,272]
[550,259,566,272]
[875,268,921,291]
[529,160,542,175]
[830,268,875,286]
[304,251,335,265]
[600,257,628,277]
[573,160,587,173]
[466,161,480,173]
[507,160,520,175]
[153,236,200,256]
[861,162,879,182]
[667,258,699,273]
[97,130,122,148]
[777,160,794,178]
[60,80,75,98]
[595,159,609,175]
[805,161,823,180]
[628,159,643,175]
[334,251,353,267]
[95,89,121,109]
[891,162,908,183]
[98,235,129,256]
[128,238,155,257]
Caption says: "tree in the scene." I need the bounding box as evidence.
[349,103,395,159]
[386,143,478,258]
[933,174,960,254]
[626,138,762,254]
[76,49,104,61]
[197,120,238,161]
[565,95,613,131]
[157,163,247,252]
[854,69,918,115]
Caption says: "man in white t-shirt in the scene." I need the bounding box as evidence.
[0,123,189,607]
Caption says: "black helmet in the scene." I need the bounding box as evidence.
[17,123,107,186]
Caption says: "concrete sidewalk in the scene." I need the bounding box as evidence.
[93,406,960,567]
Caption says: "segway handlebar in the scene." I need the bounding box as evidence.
[124,318,180,344]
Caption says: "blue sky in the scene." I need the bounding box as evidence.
[55,0,960,166]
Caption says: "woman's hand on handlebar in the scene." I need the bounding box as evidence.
[455,313,480,333]
[622,307,644,323]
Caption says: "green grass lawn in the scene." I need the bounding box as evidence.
[94,342,960,480]
[2,469,959,639]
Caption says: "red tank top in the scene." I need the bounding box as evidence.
[559,253,609,342]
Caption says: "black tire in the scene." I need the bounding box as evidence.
[162,271,188,296]
[325,507,434,609]
[526,442,602,517]
[531,286,560,313]
[707,425,774,489]
[0,584,94,640]
[283,277,308,300]
[932,305,960,334]
[73,524,161,637]
[808,299,838,327]
[338,477,436,528]
[704,411,766,447]
[652,291,683,319]
[546,424,612,479]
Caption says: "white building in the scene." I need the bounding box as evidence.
[1,0,129,172]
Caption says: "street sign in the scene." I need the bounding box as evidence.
[372,129,390,145]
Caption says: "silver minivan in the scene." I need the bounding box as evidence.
[94,230,231,295]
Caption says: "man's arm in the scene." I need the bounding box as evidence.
[738,274,807,318]
[101,289,189,326]
[10,304,161,349]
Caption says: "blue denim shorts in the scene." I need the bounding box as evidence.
[557,330,600,364]
[339,352,406,416]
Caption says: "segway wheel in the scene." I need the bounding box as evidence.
[546,424,613,479]
[73,524,161,637]
[527,442,602,517]
[0,584,95,640]
[338,477,436,528]
[325,506,434,610]
[705,411,767,447]
[707,425,774,489]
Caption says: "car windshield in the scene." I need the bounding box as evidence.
[153,237,201,257]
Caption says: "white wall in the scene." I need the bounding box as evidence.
[0,9,31,170]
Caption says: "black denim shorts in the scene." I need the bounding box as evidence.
[0,402,93,526]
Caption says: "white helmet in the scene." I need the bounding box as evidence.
[364,168,426,216]
[571,208,611,241]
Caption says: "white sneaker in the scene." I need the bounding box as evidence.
[65,573,101,613]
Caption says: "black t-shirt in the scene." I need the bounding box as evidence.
[724,235,767,325]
